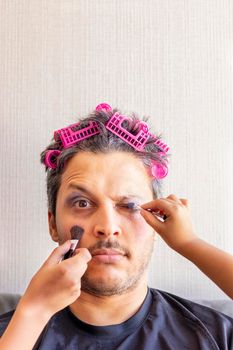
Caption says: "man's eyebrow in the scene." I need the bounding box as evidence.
[66,183,144,201]
[67,184,96,198]
[116,195,144,201]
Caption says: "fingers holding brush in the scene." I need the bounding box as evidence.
[20,228,92,318]
[140,195,197,253]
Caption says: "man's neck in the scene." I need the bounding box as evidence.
[69,282,148,326]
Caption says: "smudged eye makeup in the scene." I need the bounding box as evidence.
[117,202,140,211]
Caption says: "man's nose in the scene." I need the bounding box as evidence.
[93,205,122,238]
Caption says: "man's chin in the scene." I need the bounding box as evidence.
[81,283,134,297]
[85,261,126,280]
[81,273,140,297]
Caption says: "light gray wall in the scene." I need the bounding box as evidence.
[0,0,232,300]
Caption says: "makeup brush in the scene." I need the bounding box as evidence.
[145,208,167,222]
[136,205,167,222]
[63,226,84,260]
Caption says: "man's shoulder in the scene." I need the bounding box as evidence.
[150,288,233,319]
[149,288,233,339]
[0,310,15,336]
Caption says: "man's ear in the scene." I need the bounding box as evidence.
[48,211,59,242]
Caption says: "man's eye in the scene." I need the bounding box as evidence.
[73,199,91,208]
[119,202,139,211]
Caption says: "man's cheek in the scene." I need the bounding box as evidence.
[134,219,154,243]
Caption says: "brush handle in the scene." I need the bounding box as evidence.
[145,208,167,222]
[63,240,79,260]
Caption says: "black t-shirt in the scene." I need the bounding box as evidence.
[0,288,233,349]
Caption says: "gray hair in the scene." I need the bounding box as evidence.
[40,107,170,216]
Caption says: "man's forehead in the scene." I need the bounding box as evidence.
[59,151,153,199]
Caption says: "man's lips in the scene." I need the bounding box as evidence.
[92,249,125,256]
[91,249,126,263]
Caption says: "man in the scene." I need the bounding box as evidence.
[0,103,232,349]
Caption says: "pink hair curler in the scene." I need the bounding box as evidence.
[154,138,170,153]
[54,121,101,148]
[151,160,168,179]
[43,103,170,177]
[95,103,113,112]
[44,150,61,169]
[105,112,150,151]
[151,139,170,179]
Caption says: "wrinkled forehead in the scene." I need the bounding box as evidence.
[59,151,153,201]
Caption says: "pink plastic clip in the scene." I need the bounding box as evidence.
[105,113,150,151]
[95,103,113,113]
[154,139,170,153]
[44,150,61,169]
[54,121,101,148]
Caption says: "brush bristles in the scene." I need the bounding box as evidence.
[70,225,84,240]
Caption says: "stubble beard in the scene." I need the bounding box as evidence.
[81,242,154,297]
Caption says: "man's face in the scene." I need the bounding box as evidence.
[49,151,155,296]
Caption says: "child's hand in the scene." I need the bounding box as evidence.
[19,241,92,319]
[140,194,198,253]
